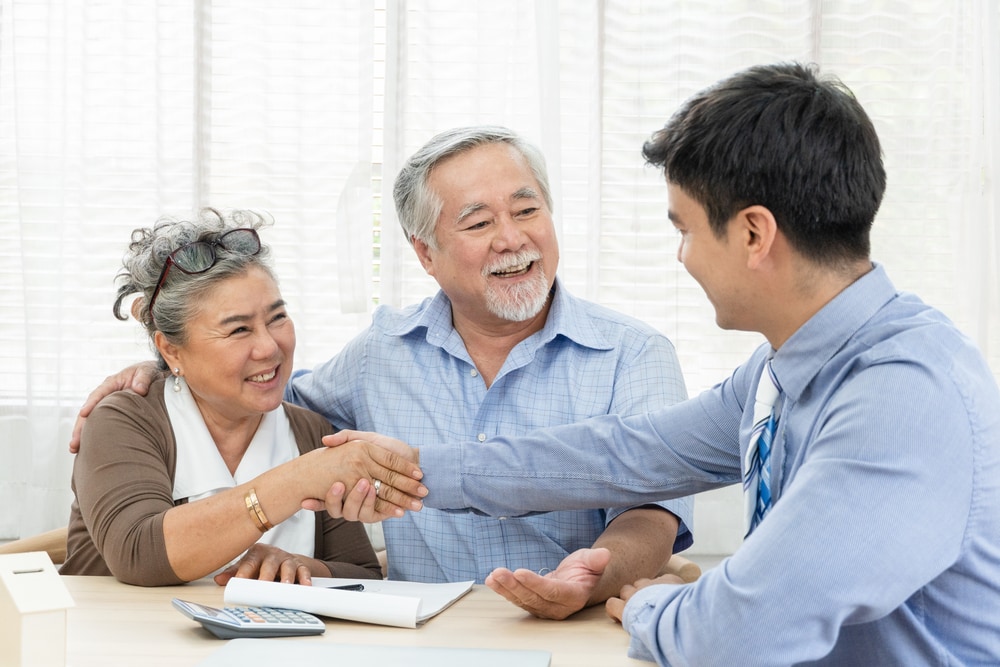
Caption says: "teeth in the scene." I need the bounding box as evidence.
[493,262,531,276]
[249,370,277,383]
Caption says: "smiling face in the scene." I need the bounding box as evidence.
[157,266,295,429]
[668,182,753,331]
[414,142,559,328]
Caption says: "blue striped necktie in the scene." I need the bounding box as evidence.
[743,359,782,537]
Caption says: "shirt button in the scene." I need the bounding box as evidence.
[477,433,487,442]
[470,369,478,377]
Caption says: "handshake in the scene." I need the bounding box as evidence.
[312,430,424,523]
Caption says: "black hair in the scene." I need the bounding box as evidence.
[642,62,885,265]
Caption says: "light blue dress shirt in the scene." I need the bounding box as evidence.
[287,279,693,583]
[419,265,1000,665]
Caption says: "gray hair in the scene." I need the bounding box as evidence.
[392,126,553,248]
[113,208,275,368]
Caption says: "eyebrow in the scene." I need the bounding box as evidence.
[454,187,542,225]
[218,299,286,326]
[456,202,488,225]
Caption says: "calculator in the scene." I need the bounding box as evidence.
[171,598,326,639]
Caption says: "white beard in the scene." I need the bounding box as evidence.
[483,258,550,322]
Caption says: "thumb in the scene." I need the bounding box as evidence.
[321,432,354,448]
[214,567,236,587]
[300,498,325,511]
[583,547,612,572]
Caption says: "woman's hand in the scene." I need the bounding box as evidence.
[213,543,327,586]
[322,476,392,522]
[317,431,422,521]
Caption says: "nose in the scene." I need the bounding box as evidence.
[251,327,280,360]
[491,214,526,252]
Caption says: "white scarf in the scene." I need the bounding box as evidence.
[165,379,315,572]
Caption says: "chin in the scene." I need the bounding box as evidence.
[712,311,734,330]
[250,391,285,414]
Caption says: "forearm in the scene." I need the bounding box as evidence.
[163,457,320,581]
[587,508,679,606]
[163,442,420,581]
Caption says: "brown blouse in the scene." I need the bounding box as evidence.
[61,377,381,585]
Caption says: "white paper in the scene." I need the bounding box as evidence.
[223,577,473,629]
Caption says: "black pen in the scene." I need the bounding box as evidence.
[326,583,365,591]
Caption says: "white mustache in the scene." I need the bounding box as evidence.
[483,251,541,276]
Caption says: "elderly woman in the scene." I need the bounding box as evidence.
[61,209,424,586]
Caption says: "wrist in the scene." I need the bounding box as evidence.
[244,488,273,533]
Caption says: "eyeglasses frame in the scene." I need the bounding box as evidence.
[147,228,262,322]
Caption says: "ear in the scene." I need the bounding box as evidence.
[154,331,182,372]
[412,236,436,276]
[739,205,779,270]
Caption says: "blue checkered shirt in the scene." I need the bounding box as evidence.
[287,279,692,583]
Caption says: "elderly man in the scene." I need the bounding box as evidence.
[72,126,693,620]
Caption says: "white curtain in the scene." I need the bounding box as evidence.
[2,1,997,555]
[0,0,377,539]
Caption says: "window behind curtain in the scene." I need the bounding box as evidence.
[0,0,377,538]
[0,1,376,406]
[1,0,997,545]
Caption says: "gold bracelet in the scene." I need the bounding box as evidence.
[245,488,273,533]
[249,488,273,532]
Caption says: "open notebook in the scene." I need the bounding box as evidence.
[223,577,473,629]
[198,638,552,667]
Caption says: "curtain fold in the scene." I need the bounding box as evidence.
[956,0,999,364]
[1,1,997,547]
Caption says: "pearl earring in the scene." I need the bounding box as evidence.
[173,368,181,393]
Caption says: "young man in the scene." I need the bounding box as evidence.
[330,64,1000,664]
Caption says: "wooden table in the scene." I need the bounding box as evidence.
[62,576,648,666]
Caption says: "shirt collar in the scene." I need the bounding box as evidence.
[771,262,897,402]
[388,277,615,353]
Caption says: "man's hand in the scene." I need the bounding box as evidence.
[213,543,318,586]
[485,548,612,620]
[605,572,684,624]
[69,361,162,453]
[322,430,418,460]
